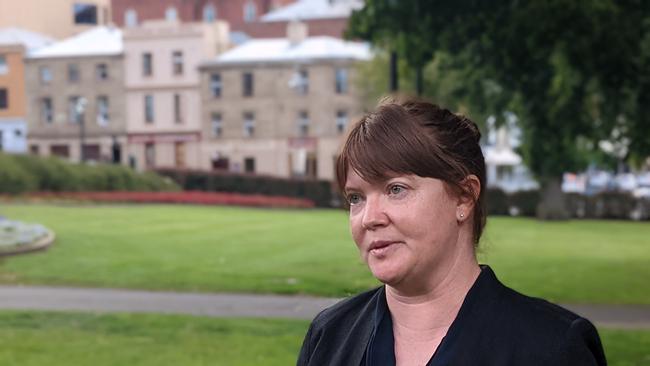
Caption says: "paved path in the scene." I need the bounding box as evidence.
[1,285,649,329]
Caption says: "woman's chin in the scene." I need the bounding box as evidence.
[368,261,406,286]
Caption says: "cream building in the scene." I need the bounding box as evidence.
[25,27,126,162]
[0,28,53,154]
[198,22,370,180]
[0,0,111,40]
[123,20,229,170]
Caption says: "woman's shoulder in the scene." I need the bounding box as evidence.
[310,286,383,330]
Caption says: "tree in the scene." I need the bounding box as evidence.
[348,0,650,218]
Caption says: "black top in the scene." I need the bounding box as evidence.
[297,266,606,366]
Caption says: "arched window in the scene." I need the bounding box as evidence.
[203,3,217,23]
[124,8,138,27]
[243,1,257,22]
[165,6,178,21]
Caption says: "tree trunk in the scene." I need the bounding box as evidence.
[536,177,569,220]
[415,66,423,96]
[389,51,399,92]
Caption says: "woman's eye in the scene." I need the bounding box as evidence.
[347,193,362,205]
[389,185,405,195]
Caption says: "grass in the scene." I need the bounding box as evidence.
[0,311,306,366]
[0,204,649,304]
[0,311,648,366]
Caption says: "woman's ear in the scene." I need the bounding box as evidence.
[456,175,481,222]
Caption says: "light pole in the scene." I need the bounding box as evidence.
[75,97,87,163]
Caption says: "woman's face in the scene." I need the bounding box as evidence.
[344,168,463,289]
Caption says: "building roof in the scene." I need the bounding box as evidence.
[261,0,363,22]
[28,27,123,59]
[0,28,54,51]
[204,36,370,65]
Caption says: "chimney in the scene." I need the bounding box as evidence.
[287,20,308,46]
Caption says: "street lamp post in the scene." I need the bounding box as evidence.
[75,97,87,163]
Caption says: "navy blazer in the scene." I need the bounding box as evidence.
[297,266,606,365]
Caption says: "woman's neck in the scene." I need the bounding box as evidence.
[385,254,481,336]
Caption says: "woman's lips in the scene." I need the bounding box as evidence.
[369,240,399,256]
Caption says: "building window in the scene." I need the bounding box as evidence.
[30,144,40,155]
[68,96,82,123]
[174,93,182,123]
[172,51,183,75]
[243,112,255,137]
[50,144,70,158]
[291,69,309,95]
[336,110,348,134]
[210,73,222,97]
[0,88,7,109]
[203,3,217,22]
[124,8,138,27]
[298,110,309,137]
[74,3,98,24]
[144,95,154,123]
[335,68,348,94]
[14,129,23,137]
[165,6,178,21]
[41,97,53,124]
[96,96,109,126]
[211,112,222,137]
[0,55,7,75]
[145,142,155,168]
[243,1,257,22]
[68,64,80,82]
[242,72,253,97]
[244,157,255,173]
[40,66,52,84]
[96,63,108,80]
[142,53,153,76]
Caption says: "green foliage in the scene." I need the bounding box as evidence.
[158,169,333,207]
[348,0,650,178]
[2,204,650,304]
[0,154,36,194]
[0,153,179,194]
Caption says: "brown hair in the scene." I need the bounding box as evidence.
[336,96,487,244]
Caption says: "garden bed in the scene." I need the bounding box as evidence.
[18,191,315,209]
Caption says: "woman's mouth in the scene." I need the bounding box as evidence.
[368,240,399,256]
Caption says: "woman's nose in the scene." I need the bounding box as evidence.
[361,196,388,230]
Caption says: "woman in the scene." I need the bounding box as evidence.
[297,97,606,366]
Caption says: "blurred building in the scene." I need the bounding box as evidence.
[249,0,362,38]
[0,28,53,154]
[483,115,538,192]
[198,21,370,179]
[111,0,289,31]
[25,27,126,163]
[123,20,230,170]
[0,0,112,40]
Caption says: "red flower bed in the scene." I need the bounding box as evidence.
[27,191,315,209]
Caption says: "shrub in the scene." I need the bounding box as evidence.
[0,154,36,194]
[485,188,509,215]
[0,153,179,194]
[157,169,334,207]
[508,190,541,217]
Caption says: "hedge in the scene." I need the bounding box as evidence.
[157,168,334,207]
[0,153,179,194]
[487,188,649,220]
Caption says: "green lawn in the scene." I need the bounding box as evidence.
[0,311,647,366]
[1,204,648,304]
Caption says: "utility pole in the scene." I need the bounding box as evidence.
[76,97,87,163]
